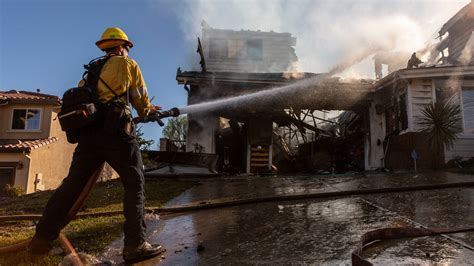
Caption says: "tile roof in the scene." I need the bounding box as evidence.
[0,90,60,105]
[0,137,59,153]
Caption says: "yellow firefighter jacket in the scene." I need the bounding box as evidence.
[79,56,152,117]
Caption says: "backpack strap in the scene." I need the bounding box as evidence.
[83,56,127,103]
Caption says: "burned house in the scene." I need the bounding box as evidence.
[199,20,298,73]
[177,24,372,173]
[437,1,474,66]
[176,2,474,173]
[370,66,474,170]
[370,1,474,169]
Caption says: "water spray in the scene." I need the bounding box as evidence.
[177,45,383,115]
[138,46,383,119]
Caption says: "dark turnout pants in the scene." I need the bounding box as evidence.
[36,127,146,248]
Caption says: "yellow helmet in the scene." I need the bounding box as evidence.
[96,27,134,50]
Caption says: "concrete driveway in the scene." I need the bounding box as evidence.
[100,171,474,265]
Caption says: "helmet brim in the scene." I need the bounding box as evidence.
[96,39,134,50]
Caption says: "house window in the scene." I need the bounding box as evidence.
[247,39,263,60]
[11,108,41,130]
[209,39,228,59]
[228,40,246,59]
[462,87,474,134]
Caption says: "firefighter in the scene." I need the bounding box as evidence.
[28,27,165,263]
[407,52,423,69]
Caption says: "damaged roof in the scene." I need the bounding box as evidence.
[176,69,373,86]
[439,1,474,36]
[0,90,60,105]
[177,70,316,85]
[176,69,374,112]
[202,24,296,44]
[372,65,474,91]
[0,137,59,153]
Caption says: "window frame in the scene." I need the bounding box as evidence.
[209,38,229,59]
[10,107,43,132]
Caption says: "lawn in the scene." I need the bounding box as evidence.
[0,178,196,265]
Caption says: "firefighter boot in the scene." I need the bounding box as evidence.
[27,234,53,256]
[123,241,165,263]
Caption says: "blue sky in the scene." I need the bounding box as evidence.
[1,0,470,145]
[0,0,192,144]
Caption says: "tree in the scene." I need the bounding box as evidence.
[135,126,156,168]
[136,126,155,150]
[162,116,187,142]
[417,99,461,151]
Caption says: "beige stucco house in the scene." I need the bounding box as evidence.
[0,90,75,195]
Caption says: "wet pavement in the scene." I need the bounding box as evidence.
[100,171,474,265]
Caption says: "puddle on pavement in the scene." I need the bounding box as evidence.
[100,171,474,264]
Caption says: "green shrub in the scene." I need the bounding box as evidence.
[4,184,25,197]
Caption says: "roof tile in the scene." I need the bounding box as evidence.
[0,90,60,105]
[0,137,59,153]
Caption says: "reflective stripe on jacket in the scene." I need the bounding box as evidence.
[79,56,152,117]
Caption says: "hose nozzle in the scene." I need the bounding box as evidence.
[162,107,180,118]
[133,107,180,126]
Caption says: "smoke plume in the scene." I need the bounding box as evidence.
[175,0,469,78]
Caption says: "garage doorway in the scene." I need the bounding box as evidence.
[0,163,16,197]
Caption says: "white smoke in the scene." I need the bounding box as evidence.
[459,32,474,65]
[174,0,469,78]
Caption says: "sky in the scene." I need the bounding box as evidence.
[0,0,470,146]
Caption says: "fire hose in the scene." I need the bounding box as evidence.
[1,180,474,264]
[0,164,105,266]
[351,226,474,266]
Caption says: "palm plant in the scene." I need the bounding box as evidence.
[417,99,462,151]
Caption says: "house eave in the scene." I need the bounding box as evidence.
[176,70,323,86]
[372,65,474,91]
[6,99,60,105]
[0,137,59,153]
